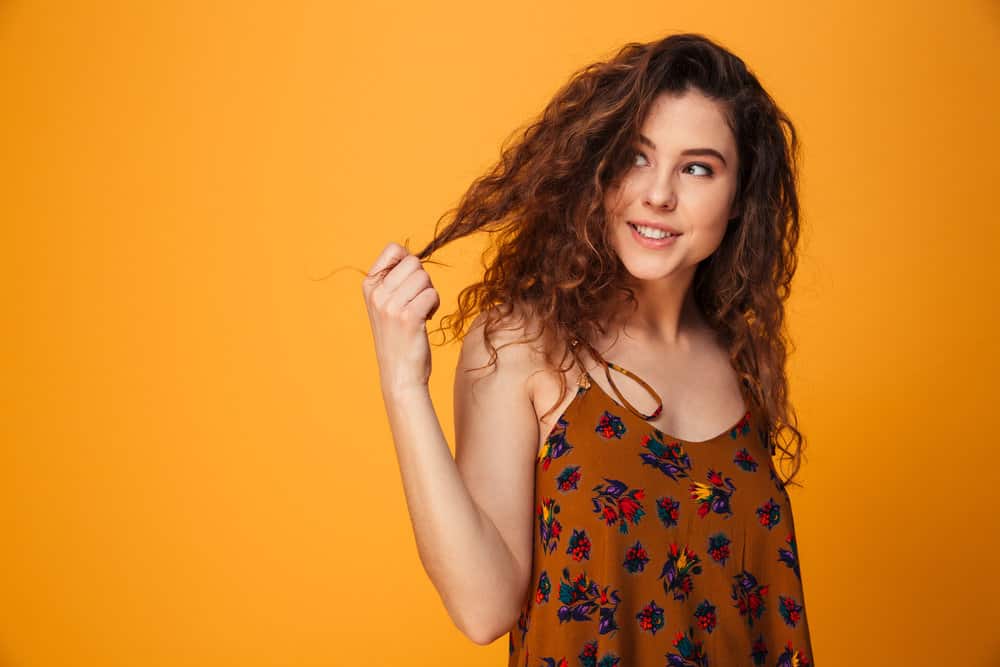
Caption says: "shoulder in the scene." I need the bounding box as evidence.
[461,303,545,368]
[459,303,562,399]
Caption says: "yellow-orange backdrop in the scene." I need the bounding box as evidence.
[3,1,998,665]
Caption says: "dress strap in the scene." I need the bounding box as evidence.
[570,337,664,421]
[601,361,664,421]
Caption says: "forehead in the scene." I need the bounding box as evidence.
[639,90,736,155]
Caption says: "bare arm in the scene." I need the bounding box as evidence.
[386,342,537,644]
[379,311,539,645]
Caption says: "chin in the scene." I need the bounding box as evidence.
[615,254,679,282]
[625,265,677,282]
[611,233,684,281]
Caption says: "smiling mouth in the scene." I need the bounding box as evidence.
[627,222,682,238]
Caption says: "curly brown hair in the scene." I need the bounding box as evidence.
[364,32,807,488]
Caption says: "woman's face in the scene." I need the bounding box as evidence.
[605,89,741,283]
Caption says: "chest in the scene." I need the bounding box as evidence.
[530,341,747,453]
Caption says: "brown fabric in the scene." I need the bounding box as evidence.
[507,359,815,666]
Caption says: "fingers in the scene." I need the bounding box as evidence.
[426,290,441,320]
[363,242,409,288]
[378,253,422,295]
[383,263,432,315]
[410,287,441,321]
[363,242,439,322]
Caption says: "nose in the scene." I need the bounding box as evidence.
[643,172,676,210]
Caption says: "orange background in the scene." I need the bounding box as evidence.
[3,1,999,665]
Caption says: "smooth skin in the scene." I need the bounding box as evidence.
[363,246,535,646]
[363,88,746,646]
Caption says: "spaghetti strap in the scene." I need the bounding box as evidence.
[570,337,664,422]
[600,360,664,421]
[570,337,752,424]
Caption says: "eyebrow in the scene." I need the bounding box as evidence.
[638,134,728,167]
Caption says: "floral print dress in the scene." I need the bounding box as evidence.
[507,359,814,667]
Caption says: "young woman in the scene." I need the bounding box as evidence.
[362,32,814,665]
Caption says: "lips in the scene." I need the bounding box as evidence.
[628,220,682,235]
[628,222,681,248]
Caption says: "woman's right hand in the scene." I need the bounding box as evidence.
[361,243,441,395]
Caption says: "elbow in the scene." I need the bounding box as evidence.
[464,622,507,647]
[457,606,517,646]
[466,579,530,645]
[426,559,526,647]
[464,626,499,647]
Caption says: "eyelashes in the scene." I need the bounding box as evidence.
[633,151,714,177]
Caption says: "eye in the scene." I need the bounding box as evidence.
[685,163,714,177]
[633,151,650,167]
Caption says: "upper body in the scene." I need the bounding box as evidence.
[432,33,807,647]
[453,82,749,641]
[454,296,751,643]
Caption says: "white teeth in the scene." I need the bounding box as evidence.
[631,223,677,239]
